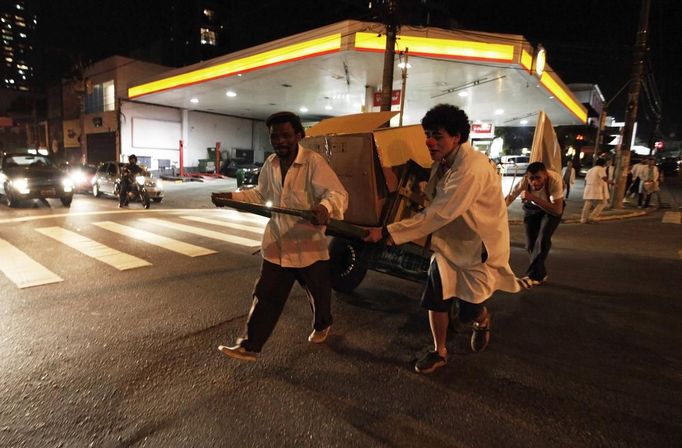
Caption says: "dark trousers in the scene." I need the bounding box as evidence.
[523,205,562,281]
[238,259,332,352]
[119,178,131,205]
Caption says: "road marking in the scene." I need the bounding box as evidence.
[93,221,216,257]
[35,227,151,270]
[661,211,681,224]
[180,215,265,235]
[0,238,63,288]
[140,218,261,247]
[214,209,270,225]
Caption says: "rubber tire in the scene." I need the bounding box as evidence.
[60,196,73,207]
[142,192,151,209]
[152,197,163,203]
[4,185,17,207]
[329,237,368,293]
[92,182,101,197]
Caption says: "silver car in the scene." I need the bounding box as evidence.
[91,161,164,202]
[499,155,530,176]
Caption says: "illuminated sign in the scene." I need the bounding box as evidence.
[128,34,342,98]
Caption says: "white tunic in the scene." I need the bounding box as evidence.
[387,143,520,303]
[583,165,608,200]
[232,146,348,268]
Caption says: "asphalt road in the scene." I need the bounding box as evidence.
[0,179,680,447]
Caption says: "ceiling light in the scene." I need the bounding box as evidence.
[299,106,308,113]
[494,109,504,115]
[237,73,243,77]
[190,98,199,104]
[458,91,469,97]
[398,62,412,69]
[226,90,237,97]
[520,119,528,125]
[324,105,333,111]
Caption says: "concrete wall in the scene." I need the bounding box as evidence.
[121,100,268,172]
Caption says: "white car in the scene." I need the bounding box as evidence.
[499,155,530,176]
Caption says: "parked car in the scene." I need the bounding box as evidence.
[498,155,530,176]
[0,152,74,207]
[91,161,164,202]
[65,163,98,193]
[220,159,261,178]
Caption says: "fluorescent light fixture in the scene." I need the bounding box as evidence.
[520,119,528,125]
[494,109,504,115]
[190,98,199,104]
[458,91,469,97]
[299,106,308,113]
[226,90,237,97]
[324,105,333,110]
[398,62,412,69]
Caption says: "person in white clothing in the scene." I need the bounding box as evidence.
[638,157,661,208]
[581,158,612,223]
[561,160,576,198]
[364,104,520,374]
[212,112,348,362]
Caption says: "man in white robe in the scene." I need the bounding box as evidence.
[365,104,519,374]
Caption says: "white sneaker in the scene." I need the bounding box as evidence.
[308,326,331,343]
[218,344,257,362]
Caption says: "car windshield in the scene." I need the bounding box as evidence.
[3,155,55,169]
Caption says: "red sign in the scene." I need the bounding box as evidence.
[471,123,493,134]
[373,90,401,107]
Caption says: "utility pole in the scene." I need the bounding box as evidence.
[376,0,399,117]
[611,0,651,209]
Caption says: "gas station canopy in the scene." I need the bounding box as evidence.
[128,20,587,127]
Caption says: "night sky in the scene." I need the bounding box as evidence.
[36,0,682,140]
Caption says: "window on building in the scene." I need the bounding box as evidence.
[85,80,116,113]
[203,9,215,20]
[200,28,216,46]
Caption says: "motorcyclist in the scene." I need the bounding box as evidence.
[119,154,145,207]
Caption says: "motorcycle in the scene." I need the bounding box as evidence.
[115,168,151,209]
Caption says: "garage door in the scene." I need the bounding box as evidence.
[87,132,116,164]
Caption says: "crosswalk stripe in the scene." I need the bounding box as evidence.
[661,211,681,224]
[215,209,269,225]
[180,215,265,235]
[93,221,216,257]
[140,218,261,247]
[35,227,151,270]
[0,238,63,288]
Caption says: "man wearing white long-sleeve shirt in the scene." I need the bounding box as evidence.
[365,104,520,374]
[213,112,348,362]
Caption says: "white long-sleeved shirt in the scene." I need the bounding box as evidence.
[232,145,348,268]
[387,143,520,303]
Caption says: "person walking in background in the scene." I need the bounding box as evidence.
[638,157,661,208]
[364,104,519,374]
[212,112,348,362]
[506,162,565,288]
[581,158,612,224]
[628,158,647,199]
[561,160,576,198]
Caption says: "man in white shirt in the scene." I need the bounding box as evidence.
[365,104,519,374]
[213,112,348,362]
[637,157,661,208]
[506,162,565,288]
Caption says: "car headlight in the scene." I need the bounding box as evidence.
[135,175,145,185]
[70,171,85,183]
[12,177,30,194]
[62,177,74,192]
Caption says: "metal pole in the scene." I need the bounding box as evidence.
[611,0,651,209]
[398,48,409,126]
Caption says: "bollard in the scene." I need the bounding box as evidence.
[236,168,245,188]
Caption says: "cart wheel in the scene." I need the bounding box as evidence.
[329,237,367,293]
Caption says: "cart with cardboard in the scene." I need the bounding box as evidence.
[212,111,435,292]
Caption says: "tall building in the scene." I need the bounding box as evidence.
[165,0,229,67]
[1,0,37,92]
